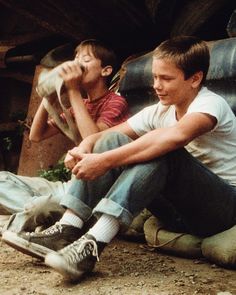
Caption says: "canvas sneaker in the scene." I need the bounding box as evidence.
[45,234,106,282]
[2,222,83,260]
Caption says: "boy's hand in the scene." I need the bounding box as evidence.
[58,60,84,90]
[64,146,83,170]
[64,151,78,170]
[71,153,110,180]
[64,143,93,170]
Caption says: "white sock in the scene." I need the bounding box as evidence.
[59,210,84,229]
[88,214,120,243]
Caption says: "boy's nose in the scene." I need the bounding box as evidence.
[153,80,163,90]
[80,63,85,72]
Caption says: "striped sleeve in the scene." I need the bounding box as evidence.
[96,93,130,127]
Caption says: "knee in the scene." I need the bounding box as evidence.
[93,132,132,153]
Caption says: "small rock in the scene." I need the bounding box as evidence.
[20,287,26,291]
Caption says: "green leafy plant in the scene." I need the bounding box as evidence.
[38,161,71,182]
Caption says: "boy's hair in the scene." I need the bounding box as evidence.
[153,36,210,84]
[75,39,118,85]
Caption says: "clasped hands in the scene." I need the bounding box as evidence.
[64,146,110,180]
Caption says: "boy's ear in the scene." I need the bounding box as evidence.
[191,71,203,88]
[101,65,113,77]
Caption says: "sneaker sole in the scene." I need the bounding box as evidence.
[2,231,53,260]
[45,252,84,282]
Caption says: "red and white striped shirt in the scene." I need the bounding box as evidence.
[52,91,129,129]
[83,91,129,127]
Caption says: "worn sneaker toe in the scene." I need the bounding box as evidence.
[2,223,83,259]
[45,234,106,282]
[2,230,50,259]
[45,251,85,281]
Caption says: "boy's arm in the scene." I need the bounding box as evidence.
[70,112,216,180]
[64,121,138,169]
[29,101,59,142]
[67,88,103,138]
[29,60,110,143]
[59,60,113,139]
[105,112,216,166]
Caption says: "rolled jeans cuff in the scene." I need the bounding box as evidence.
[60,193,92,221]
[92,198,133,228]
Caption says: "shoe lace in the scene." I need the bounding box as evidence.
[26,222,63,236]
[60,235,99,264]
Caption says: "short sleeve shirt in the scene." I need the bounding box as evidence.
[83,91,129,127]
[51,91,129,129]
[128,87,236,185]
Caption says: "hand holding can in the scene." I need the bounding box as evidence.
[36,60,85,98]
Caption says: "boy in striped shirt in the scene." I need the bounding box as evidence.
[1,40,129,237]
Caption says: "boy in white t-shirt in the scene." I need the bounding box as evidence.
[4,36,236,282]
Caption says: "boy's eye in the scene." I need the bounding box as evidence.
[81,54,93,62]
[162,76,173,81]
[83,58,91,62]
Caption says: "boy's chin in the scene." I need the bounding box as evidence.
[159,100,171,106]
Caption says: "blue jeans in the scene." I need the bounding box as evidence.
[60,132,236,237]
[0,172,68,232]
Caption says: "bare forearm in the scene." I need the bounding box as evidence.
[100,127,187,168]
[101,112,217,169]
[68,89,100,138]
[29,102,58,141]
[69,127,187,180]
[69,113,217,181]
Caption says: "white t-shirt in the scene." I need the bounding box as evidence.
[127,87,236,186]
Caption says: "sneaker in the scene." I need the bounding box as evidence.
[45,234,106,282]
[2,222,83,260]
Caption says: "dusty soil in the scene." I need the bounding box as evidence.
[1,237,236,295]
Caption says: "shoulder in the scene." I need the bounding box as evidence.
[188,87,231,115]
[137,102,174,119]
[188,87,236,131]
[192,87,227,105]
[105,91,127,103]
[102,91,128,109]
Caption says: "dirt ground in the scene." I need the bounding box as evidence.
[1,236,236,295]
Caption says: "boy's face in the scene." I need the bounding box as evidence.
[74,46,103,87]
[152,58,198,107]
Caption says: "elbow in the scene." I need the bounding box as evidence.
[29,133,42,143]
[176,137,189,148]
[170,133,191,150]
[172,137,189,149]
[29,137,40,143]
[175,137,191,149]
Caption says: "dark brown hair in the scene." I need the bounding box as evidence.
[75,39,117,84]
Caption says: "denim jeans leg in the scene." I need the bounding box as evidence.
[93,155,170,227]
[148,149,236,237]
[60,132,133,221]
[0,171,36,213]
[61,133,236,236]
[94,148,236,237]
[0,171,66,232]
